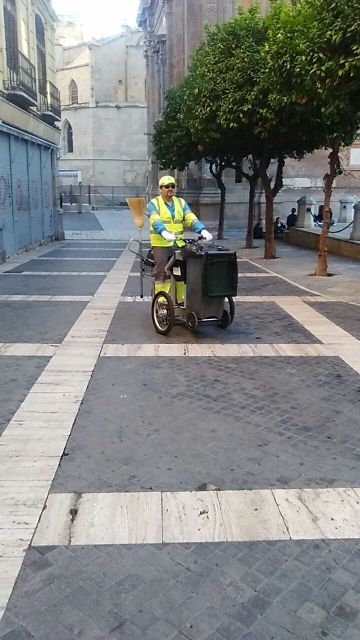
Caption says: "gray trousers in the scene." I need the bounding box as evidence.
[152,246,173,283]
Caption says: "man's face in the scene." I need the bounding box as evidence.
[160,182,176,197]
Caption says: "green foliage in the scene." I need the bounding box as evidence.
[154,0,360,170]
[152,83,201,171]
[152,0,360,251]
[183,5,266,161]
[266,0,360,149]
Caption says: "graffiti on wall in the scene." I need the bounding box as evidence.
[0,176,8,209]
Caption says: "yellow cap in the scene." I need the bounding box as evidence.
[159,175,176,187]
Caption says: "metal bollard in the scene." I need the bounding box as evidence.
[54,209,65,241]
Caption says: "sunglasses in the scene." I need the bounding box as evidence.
[161,183,176,189]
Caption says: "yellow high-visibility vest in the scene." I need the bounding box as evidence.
[149,196,198,247]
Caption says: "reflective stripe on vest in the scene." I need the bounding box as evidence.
[149,196,186,247]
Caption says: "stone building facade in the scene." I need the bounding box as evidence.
[0,0,61,258]
[55,26,148,199]
[138,0,360,226]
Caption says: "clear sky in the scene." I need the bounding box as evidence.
[52,0,140,40]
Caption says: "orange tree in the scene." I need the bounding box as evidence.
[181,6,267,245]
[153,8,265,241]
[152,83,201,173]
[153,77,247,240]
[196,3,328,259]
[267,0,360,274]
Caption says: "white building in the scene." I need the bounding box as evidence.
[56,25,148,206]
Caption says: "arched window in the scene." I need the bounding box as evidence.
[35,14,46,97]
[63,120,73,153]
[69,79,78,104]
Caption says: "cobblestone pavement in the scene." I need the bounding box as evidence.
[1,217,360,639]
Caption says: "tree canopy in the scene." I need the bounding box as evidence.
[152,0,360,263]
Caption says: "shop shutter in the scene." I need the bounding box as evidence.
[27,141,43,242]
[0,131,15,256]
[10,135,31,250]
[41,146,55,237]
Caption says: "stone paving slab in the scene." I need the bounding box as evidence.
[33,487,360,546]
[130,258,151,274]
[63,213,103,231]
[105,302,320,344]
[129,259,267,276]
[51,356,360,494]
[5,260,115,274]
[61,242,128,249]
[0,302,87,343]
[1,540,360,639]
[0,275,105,296]
[236,277,311,296]
[0,357,50,436]
[122,275,153,297]
[122,275,311,298]
[43,249,123,259]
[237,262,269,274]
[309,302,360,341]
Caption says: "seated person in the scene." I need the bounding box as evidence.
[287,207,297,229]
[315,205,334,225]
[274,216,286,236]
[253,219,264,239]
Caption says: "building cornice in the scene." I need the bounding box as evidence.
[33,0,58,23]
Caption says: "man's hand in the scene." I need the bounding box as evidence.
[201,229,213,241]
[161,230,176,241]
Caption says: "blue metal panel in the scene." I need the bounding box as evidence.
[10,136,31,250]
[41,147,55,237]
[0,131,15,256]
[27,142,43,243]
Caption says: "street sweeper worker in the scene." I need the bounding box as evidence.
[147,175,212,296]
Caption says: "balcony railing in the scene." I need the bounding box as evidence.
[49,81,61,118]
[38,80,61,122]
[4,51,37,106]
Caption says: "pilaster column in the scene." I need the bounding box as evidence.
[350,203,360,240]
[296,196,315,228]
[338,195,356,223]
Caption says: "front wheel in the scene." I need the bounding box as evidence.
[218,296,235,329]
[151,291,174,335]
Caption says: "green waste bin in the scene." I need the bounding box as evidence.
[203,250,238,297]
[184,248,237,320]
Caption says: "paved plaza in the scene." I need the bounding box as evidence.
[1,210,360,639]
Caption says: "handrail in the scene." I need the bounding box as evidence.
[5,51,37,102]
[39,80,61,118]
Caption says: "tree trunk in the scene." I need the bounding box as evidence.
[260,168,276,259]
[245,179,256,249]
[314,145,340,276]
[217,180,226,240]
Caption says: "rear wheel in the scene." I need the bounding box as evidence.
[186,311,198,331]
[218,296,235,329]
[151,291,174,335]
